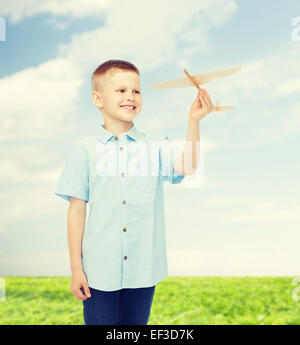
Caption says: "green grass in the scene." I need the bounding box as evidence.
[0,276,299,325]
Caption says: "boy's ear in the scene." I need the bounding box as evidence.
[91,91,103,109]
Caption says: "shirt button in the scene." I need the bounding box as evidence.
[123,256,127,260]
[121,172,125,177]
[123,227,127,232]
[122,200,126,204]
[115,136,119,140]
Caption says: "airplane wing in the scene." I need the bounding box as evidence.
[151,66,242,90]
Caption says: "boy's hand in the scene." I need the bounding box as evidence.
[70,270,91,300]
[189,88,214,122]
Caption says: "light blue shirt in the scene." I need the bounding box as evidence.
[55,123,185,291]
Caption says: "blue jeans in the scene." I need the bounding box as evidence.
[83,285,156,325]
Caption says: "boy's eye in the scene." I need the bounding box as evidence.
[118,89,140,94]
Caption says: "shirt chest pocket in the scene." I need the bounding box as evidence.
[127,176,158,204]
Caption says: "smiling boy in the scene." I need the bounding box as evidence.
[55,59,213,325]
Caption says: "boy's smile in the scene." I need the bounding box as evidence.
[120,105,136,111]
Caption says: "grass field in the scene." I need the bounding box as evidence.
[0,276,299,325]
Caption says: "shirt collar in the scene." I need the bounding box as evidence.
[97,123,144,143]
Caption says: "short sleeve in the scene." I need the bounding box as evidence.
[159,136,185,184]
[55,145,89,202]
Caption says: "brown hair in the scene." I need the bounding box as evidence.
[91,59,140,92]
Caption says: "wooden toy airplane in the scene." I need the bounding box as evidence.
[151,66,242,112]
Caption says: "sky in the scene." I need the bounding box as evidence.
[0,0,300,277]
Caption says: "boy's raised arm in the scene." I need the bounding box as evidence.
[173,87,213,176]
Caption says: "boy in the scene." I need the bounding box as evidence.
[55,59,213,325]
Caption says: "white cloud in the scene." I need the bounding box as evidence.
[0,0,112,24]
[209,44,300,105]
[197,44,300,145]
[0,58,83,141]
[0,58,84,188]
[4,63,83,140]
[272,78,300,97]
[58,0,238,70]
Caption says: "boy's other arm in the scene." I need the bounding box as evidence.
[68,197,91,300]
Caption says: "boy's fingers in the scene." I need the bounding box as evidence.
[70,279,90,300]
[82,282,91,298]
[76,287,87,300]
[200,88,214,110]
[196,92,203,107]
[198,89,208,108]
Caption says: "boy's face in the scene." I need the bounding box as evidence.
[92,70,142,123]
